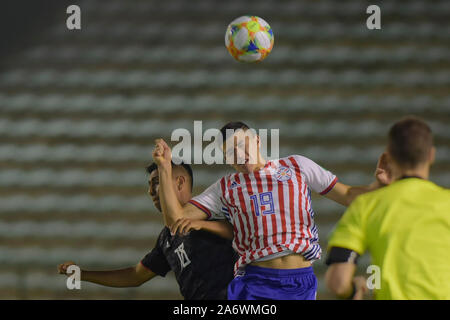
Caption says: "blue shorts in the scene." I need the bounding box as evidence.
[227,265,317,300]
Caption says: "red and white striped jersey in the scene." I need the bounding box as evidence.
[189,155,338,275]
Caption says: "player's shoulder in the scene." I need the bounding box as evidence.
[286,154,314,163]
[276,154,308,164]
[151,227,171,250]
[381,178,446,196]
[425,179,450,191]
[270,155,314,174]
[215,173,234,183]
[423,180,450,199]
[281,154,319,170]
[442,185,450,195]
[158,227,171,242]
[352,180,408,205]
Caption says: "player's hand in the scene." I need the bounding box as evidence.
[152,139,172,169]
[374,152,393,186]
[170,218,202,236]
[57,261,77,276]
[352,276,369,300]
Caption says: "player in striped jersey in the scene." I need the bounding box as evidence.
[153,122,389,300]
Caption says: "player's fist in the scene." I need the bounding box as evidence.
[374,152,393,186]
[57,261,77,275]
[152,139,172,169]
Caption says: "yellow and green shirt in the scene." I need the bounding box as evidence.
[328,178,450,300]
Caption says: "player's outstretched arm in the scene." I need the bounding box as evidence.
[324,153,392,206]
[171,218,234,240]
[57,261,156,288]
[152,139,208,226]
[324,181,380,207]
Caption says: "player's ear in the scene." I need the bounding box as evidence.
[176,175,186,191]
[429,146,436,165]
[385,149,393,163]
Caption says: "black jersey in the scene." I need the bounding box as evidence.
[141,227,238,300]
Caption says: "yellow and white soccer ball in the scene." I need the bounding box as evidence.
[225,15,274,63]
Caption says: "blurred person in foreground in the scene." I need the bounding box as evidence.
[58,161,237,299]
[325,116,450,300]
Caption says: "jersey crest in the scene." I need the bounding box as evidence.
[275,166,292,181]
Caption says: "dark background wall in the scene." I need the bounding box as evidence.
[0,0,73,67]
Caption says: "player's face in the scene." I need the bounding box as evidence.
[223,129,259,173]
[148,170,161,212]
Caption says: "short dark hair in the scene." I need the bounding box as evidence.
[220,121,250,141]
[388,116,433,168]
[145,161,193,190]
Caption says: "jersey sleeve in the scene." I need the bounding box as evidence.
[188,178,227,220]
[327,196,368,255]
[140,233,171,277]
[294,155,338,195]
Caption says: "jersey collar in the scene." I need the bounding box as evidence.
[399,175,424,180]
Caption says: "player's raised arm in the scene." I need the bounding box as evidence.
[57,261,156,288]
[152,139,208,226]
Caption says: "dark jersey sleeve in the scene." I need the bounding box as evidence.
[140,232,171,277]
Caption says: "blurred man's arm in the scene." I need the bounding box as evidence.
[57,261,156,287]
[326,195,369,299]
[325,181,380,207]
[325,262,356,298]
[171,218,234,240]
[325,260,368,300]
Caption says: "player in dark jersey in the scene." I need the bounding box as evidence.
[58,161,237,299]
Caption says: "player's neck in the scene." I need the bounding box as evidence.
[393,164,430,181]
[254,156,266,171]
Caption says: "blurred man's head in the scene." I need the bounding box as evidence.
[387,116,435,177]
[146,161,193,212]
[220,121,264,173]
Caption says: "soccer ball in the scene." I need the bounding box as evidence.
[225,16,274,63]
